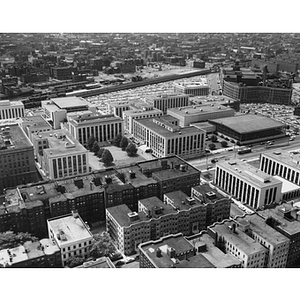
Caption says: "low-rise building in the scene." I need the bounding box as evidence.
[47,211,94,267]
[173,81,209,96]
[215,159,282,209]
[76,256,115,268]
[0,99,25,120]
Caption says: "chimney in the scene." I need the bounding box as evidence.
[156,248,162,257]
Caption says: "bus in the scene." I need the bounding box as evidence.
[237,147,252,155]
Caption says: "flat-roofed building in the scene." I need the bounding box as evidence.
[260,150,300,201]
[0,99,24,120]
[20,115,52,142]
[186,232,242,268]
[107,101,130,118]
[167,104,235,127]
[133,116,205,159]
[208,219,267,268]
[0,122,37,193]
[41,97,94,129]
[257,202,300,267]
[209,115,286,145]
[123,108,163,134]
[138,233,215,268]
[145,93,190,114]
[0,238,61,268]
[32,129,89,180]
[174,81,209,96]
[106,193,207,255]
[215,160,282,209]
[234,214,290,268]
[66,111,124,147]
[76,256,115,268]
[47,211,94,267]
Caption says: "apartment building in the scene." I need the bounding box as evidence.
[215,160,282,209]
[66,112,124,147]
[47,211,94,267]
[133,116,205,159]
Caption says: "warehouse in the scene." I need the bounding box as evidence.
[209,115,286,145]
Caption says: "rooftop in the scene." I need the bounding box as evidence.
[187,232,241,268]
[192,184,229,204]
[273,175,300,193]
[51,97,89,109]
[210,219,267,255]
[68,112,122,125]
[21,115,52,131]
[0,123,32,151]
[263,150,300,172]
[210,115,285,134]
[217,160,282,188]
[48,213,93,246]
[123,108,162,116]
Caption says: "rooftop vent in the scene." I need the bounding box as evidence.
[128,212,139,222]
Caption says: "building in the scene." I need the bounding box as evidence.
[167,104,235,127]
[133,116,205,159]
[76,256,115,268]
[66,111,124,147]
[174,81,209,96]
[215,159,282,209]
[208,219,267,268]
[0,238,61,268]
[260,150,300,201]
[209,115,286,145]
[41,97,94,129]
[107,101,130,118]
[191,184,231,226]
[138,233,215,268]
[20,115,52,142]
[123,108,163,134]
[145,94,190,114]
[0,100,24,120]
[257,202,300,267]
[220,66,293,105]
[47,211,94,267]
[51,66,77,80]
[234,214,289,268]
[0,122,37,193]
[31,129,89,180]
[186,232,242,268]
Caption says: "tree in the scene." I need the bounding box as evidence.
[89,232,115,259]
[111,134,122,147]
[97,148,105,159]
[0,231,38,250]
[92,141,100,154]
[211,134,218,143]
[120,137,129,150]
[87,135,96,150]
[220,141,228,147]
[208,143,216,150]
[126,143,138,157]
[101,149,114,166]
[65,255,85,268]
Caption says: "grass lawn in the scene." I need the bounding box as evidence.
[88,145,146,170]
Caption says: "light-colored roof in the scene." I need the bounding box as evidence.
[273,175,300,193]
[51,97,89,109]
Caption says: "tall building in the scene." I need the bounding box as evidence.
[51,66,77,80]
[31,129,89,180]
[107,101,130,118]
[167,104,235,127]
[214,159,282,209]
[47,211,94,267]
[133,116,205,159]
[0,100,24,120]
[145,94,190,114]
[138,233,215,268]
[66,112,124,147]
[0,122,37,193]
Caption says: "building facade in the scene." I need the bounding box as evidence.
[173,81,209,97]
[0,100,25,120]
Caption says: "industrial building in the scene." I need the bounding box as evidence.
[209,114,286,145]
